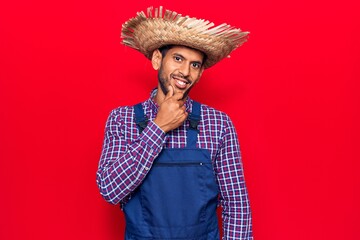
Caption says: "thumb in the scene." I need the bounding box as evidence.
[164,85,174,100]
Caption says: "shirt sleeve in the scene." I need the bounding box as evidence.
[96,109,165,205]
[215,114,253,239]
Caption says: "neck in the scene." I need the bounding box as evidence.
[153,86,165,105]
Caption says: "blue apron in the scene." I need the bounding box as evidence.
[123,101,220,240]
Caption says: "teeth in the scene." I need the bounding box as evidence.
[177,80,186,86]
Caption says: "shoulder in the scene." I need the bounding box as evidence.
[108,105,135,123]
[104,104,139,135]
[199,102,232,123]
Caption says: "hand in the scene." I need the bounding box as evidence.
[154,86,188,133]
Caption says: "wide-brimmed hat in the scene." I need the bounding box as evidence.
[121,6,249,68]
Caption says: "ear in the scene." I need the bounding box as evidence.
[151,49,162,70]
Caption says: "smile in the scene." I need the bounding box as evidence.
[172,75,190,90]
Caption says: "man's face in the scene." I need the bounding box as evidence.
[155,46,205,99]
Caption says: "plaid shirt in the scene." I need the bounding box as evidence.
[97,90,253,239]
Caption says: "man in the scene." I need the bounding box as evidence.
[97,6,252,239]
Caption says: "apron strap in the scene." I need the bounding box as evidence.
[187,101,201,148]
[134,103,148,134]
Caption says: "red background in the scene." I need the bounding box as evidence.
[1,0,359,239]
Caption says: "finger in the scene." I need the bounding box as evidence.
[176,99,185,108]
[182,111,189,120]
[164,85,174,100]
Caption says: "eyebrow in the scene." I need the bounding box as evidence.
[173,53,203,66]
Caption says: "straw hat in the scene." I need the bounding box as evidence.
[121,6,249,68]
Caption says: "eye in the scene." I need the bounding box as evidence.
[174,56,182,62]
[191,62,201,69]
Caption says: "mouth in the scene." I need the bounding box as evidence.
[172,75,190,90]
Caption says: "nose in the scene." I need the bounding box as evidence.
[179,62,190,78]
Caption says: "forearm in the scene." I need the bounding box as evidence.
[222,196,253,239]
[220,160,253,239]
[96,120,165,204]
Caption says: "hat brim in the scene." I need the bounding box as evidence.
[121,6,249,68]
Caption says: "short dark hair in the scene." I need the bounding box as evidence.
[159,45,174,58]
[158,45,207,67]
